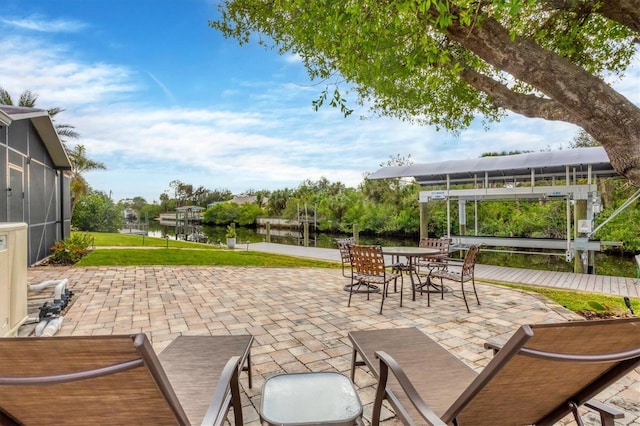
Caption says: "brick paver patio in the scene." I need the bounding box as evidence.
[26,266,640,425]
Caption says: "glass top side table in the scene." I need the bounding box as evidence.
[260,371,363,425]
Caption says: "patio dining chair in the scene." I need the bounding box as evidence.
[427,245,481,312]
[335,236,356,278]
[348,244,401,314]
[0,333,254,426]
[350,318,640,426]
[417,237,451,267]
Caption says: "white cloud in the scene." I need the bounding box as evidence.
[0,36,137,106]
[2,16,87,33]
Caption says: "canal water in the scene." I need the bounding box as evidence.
[147,223,637,278]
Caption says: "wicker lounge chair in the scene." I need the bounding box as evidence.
[350,319,640,425]
[0,334,253,426]
[348,244,401,314]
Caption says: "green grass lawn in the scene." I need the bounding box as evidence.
[489,281,640,317]
[76,248,340,268]
[85,232,218,249]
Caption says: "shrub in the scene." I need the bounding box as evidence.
[49,233,93,265]
[72,192,123,232]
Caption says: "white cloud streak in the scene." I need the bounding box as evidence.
[2,16,87,33]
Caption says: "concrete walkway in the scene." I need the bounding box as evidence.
[26,263,640,425]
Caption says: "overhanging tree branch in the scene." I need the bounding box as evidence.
[459,68,575,123]
[541,0,640,33]
[444,12,639,134]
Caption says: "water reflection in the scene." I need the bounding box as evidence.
[146,223,635,278]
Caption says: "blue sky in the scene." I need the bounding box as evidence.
[1,1,638,203]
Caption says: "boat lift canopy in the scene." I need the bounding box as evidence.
[370,147,617,187]
[369,147,626,263]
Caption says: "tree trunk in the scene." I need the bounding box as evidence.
[446,13,640,187]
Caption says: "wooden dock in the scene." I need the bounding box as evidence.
[473,264,638,298]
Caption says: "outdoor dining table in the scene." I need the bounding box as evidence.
[381,246,441,301]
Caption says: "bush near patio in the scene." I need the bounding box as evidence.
[49,232,94,265]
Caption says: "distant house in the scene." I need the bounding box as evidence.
[208,195,268,209]
[0,105,72,265]
[230,195,259,205]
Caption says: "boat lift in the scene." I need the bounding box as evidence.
[369,147,634,274]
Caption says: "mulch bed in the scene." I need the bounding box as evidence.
[577,310,634,320]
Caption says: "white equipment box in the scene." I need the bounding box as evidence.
[0,222,28,337]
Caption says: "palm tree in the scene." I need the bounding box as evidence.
[46,107,80,142]
[1,87,104,213]
[0,87,80,143]
[67,144,106,214]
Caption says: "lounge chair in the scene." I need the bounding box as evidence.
[349,318,640,425]
[0,334,253,426]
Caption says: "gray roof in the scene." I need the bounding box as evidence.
[369,147,617,185]
[0,105,71,169]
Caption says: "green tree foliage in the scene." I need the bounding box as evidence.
[144,148,638,252]
[592,182,640,251]
[206,188,234,205]
[158,191,178,212]
[68,144,106,214]
[358,155,421,234]
[169,180,193,208]
[203,202,241,225]
[266,188,293,215]
[211,1,640,186]
[120,196,148,215]
[72,192,122,232]
[119,196,161,223]
[316,187,359,231]
[202,201,265,227]
[422,200,449,237]
[139,203,162,224]
[166,181,231,207]
[474,199,566,239]
[237,203,267,226]
[570,129,601,148]
[595,206,640,252]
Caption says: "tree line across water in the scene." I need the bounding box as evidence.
[73,153,640,255]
